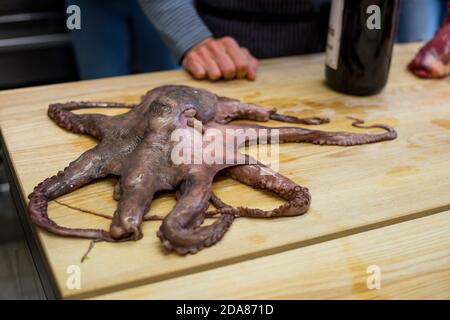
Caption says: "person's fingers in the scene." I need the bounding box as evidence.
[242,48,259,81]
[183,37,255,81]
[206,40,236,79]
[183,52,206,79]
[197,47,222,81]
[220,37,249,78]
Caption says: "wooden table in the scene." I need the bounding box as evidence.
[0,43,449,299]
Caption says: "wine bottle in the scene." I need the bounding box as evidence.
[325,0,400,96]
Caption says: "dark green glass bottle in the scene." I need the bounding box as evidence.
[325,0,401,96]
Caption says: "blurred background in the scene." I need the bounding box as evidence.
[0,0,448,299]
[0,0,76,89]
[1,0,447,91]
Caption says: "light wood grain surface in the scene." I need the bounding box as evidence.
[95,210,450,299]
[0,43,449,299]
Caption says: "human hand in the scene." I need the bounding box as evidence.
[182,37,259,81]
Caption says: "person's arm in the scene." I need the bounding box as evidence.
[138,0,258,81]
[138,0,211,62]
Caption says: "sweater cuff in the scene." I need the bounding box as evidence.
[173,23,212,62]
[138,0,213,62]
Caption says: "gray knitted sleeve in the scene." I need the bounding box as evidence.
[138,0,212,62]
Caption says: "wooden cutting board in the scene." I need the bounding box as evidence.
[0,43,449,299]
[94,211,450,299]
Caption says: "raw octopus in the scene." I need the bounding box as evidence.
[408,3,450,78]
[28,85,397,255]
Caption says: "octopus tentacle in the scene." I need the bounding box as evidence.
[231,117,397,147]
[113,180,121,201]
[269,112,330,125]
[215,97,276,123]
[55,199,165,221]
[157,175,234,254]
[209,164,310,218]
[109,179,157,240]
[346,116,394,132]
[54,199,114,220]
[216,97,329,124]
[301,117,398,145]
[48,101,136,139]
[210,192,231,209]
[27,148,114,240]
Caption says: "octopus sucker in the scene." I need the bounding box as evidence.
[28,85,397,255]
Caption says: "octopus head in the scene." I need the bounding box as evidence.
[146,96,184,132]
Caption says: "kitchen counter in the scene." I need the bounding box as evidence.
[0,43,449,299]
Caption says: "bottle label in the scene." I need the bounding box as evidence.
[326,0,345,70]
